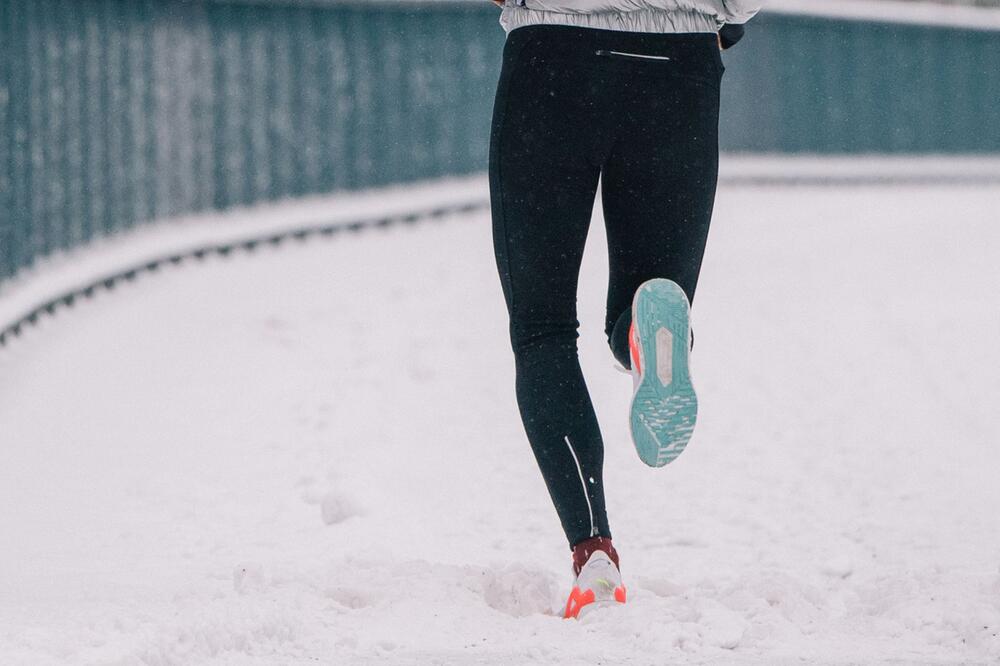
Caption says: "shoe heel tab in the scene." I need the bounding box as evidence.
[584,550,614,567]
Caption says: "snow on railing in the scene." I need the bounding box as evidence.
[0,177,490,348]
[766,0,1000,30]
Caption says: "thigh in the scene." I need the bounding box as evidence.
[600,58,722,332]
[489,31,607,335]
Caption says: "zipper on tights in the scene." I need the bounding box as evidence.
[595,49,672,61]
[563,435,598,538]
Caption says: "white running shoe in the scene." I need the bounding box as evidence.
[563,550,627,619]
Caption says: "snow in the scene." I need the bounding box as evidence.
[7,156,999,344]
[718,155,1000,186]
[764,0,1000,31]
[1,179,999,664]
[0,175,488,340]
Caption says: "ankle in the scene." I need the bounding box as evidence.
[572,536,620,576]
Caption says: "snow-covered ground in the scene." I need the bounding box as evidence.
[1,180,999,664]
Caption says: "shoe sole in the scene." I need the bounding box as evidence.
[575,598,622,619]
[629,279,698,468]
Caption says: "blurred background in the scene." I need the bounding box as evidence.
[1,1,999,664]
[1,0,999,286]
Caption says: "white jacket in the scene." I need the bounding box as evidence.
[500,0,762,35]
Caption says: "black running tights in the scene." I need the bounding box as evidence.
[488,25,723,548]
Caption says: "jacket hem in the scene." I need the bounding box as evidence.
[499,6,722,35]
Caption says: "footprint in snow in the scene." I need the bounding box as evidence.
[480,565,561,618]
[321,491,363,525]
[326,585,373,610]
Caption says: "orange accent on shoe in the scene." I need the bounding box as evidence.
[629,321,641,375]
[564,584,627,619]
[564,586,596,619]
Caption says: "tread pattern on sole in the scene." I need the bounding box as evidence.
[629,279,698,468]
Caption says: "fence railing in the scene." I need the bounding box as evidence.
[721,7,1000,152]
[0,0,504,285]
[2,0,999,290]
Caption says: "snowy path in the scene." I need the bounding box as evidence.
[1,182,999,664]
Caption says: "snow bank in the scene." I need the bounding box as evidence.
[0,176,488,347]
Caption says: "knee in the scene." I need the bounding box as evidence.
[509,317,580,360]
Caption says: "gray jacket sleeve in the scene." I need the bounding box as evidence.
[715,0,761,24]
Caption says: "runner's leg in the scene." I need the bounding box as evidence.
[489,27,618,546]
[601,37,723,368]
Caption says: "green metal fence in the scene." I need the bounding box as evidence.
[1,0,999,289]
[721,11,1000,152]
[0,0,503,285]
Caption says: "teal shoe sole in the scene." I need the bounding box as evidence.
[629,279,698,468]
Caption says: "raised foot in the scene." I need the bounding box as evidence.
[628,278,699,468]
